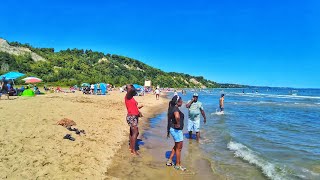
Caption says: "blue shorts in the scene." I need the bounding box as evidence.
[188,119,200,132]
[170,127,183,142]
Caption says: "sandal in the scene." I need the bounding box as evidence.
[63,134,75,141]
[75,129,81,135]
[166,159,173,166]
[67,127,76,131]
[174,165,186,171]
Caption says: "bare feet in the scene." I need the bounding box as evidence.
[131,150,140,156]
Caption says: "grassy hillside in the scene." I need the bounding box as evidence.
[0,40,244,88]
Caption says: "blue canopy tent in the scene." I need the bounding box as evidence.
[94,83,108,95]
[81,83,90,87]
[133,84,144,96]
[0,71,25,87]
[0,71,25,80]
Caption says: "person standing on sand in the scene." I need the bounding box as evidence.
[166,95,186,171]
[125,84,143,155]
[90,84,94,94]
[0,77,9,100]
[186,93,206,142]
[155,88,160,100]
[220,94,225,112]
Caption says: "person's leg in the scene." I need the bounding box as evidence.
[130,126,139,155]
[188,119,194,139]
[129,127,132,150]
[196,132,200,142]
[127,116,133,151]
[169,143,177,161]
[195,120,201,142]
[175,141,183,166]
[167,128,176,166]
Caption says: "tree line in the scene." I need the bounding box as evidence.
[0,41,245,88]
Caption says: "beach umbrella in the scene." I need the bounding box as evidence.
[0,71,25,80]
[23,77,42,84]
[81,83,90,87]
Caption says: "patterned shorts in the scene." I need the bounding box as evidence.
[126,115,139,127]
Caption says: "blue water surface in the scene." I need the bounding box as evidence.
[179,88,320,180]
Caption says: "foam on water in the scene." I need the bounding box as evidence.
[232,100,320,108]
[233,93,320,100]
[227,141,288,180]
[211,111,225,116]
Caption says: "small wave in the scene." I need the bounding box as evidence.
[227,141,288,180]
[301,168,320,178]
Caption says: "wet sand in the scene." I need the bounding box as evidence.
[107,107,226,180]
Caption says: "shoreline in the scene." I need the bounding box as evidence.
[1,90,227,179]
[105,93,169,179]
[106,94,226,180]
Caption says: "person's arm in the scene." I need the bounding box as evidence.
[186,99,194,108]
[201,109,207,124]
[174,111,181,128]
[138,111,143,117]
[167,113,170,138]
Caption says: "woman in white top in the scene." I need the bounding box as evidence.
[90,84,94,94]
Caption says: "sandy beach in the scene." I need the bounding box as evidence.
[0,91,167,179]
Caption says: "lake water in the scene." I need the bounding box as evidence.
[162,88,320,180]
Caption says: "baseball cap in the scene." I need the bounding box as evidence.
[193,93,199,97]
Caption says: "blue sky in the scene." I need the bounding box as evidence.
[1,0,320,88]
